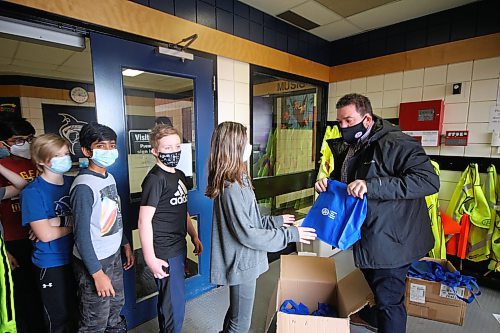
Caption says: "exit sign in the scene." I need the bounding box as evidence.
[445,131,469,146]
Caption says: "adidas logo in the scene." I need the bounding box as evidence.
[170,179,188,205]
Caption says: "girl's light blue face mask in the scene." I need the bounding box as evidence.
[0,146,10,158]
[91,149,119,168]
[47,155,72,174]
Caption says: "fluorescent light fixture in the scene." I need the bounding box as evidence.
[122,69,145,77]
[157,46,194,61]
[0,16,85,51]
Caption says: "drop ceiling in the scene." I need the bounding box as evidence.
[239,0,478,41]
[0,36,193,95]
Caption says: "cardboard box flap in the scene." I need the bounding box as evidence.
[337,268,374,318]
[280,255,337,283]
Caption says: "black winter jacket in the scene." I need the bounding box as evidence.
[327,116,440,269]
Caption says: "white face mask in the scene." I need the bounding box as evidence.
[10,142,31,159]
[242,143,252,162]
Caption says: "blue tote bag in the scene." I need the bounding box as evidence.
[302,180,367,250]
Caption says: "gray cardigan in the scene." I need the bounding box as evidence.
[210,177,300,286]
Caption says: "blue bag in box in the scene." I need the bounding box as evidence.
[302,179,367,250]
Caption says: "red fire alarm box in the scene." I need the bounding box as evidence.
[399,100,444,146]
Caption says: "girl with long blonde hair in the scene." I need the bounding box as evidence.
[206,121,316,333]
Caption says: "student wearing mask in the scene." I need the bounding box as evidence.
[0,116,44,332]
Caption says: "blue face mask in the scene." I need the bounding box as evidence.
[91,149,119,168]
[47,155,72,174]
[0,147,9,158]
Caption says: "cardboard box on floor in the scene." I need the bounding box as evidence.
[265,255,374,333]
[405,257,471,326]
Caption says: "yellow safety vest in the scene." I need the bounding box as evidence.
[446,164,491,261]
[466,165,496,262]
[0,235,16,333]
[317,125,341,180]
[487,165,500,272]
[426,161,446,259]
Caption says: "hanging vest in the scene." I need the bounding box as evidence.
[487,165,500,272]
[446,164,491,260]
[467,165,496,262]
[317,125,341,180]
[0,236,16,333]
[426,161,446,259]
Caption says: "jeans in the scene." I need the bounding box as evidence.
[73,251,127,333]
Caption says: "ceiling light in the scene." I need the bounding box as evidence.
[122,69,145,77]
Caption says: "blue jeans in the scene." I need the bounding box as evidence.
[156,253,186,333]
[361,264,411,333]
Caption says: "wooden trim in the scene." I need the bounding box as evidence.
[330,33,500,82]
[6,0,330,82]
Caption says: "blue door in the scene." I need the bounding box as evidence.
[90,32,215,328]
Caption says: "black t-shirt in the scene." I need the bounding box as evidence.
[141,165,188,259]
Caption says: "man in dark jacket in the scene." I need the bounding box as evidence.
[315,93,439,333]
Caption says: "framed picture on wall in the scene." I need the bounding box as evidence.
[280,93,315,129]
[0,97,22,117]
[42,104,97,161]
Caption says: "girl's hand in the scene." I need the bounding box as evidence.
[297,227,317,244]
[28,229,39,242]
[7,252,19,270]
[282,214,296,227]
[122,244,135,270]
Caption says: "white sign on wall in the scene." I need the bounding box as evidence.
[488,106,500,132]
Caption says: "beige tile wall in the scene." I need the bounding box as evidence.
[328,56,500,212]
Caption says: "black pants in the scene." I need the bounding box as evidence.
[361,264,411,333]
[35,264,78,333]
[5,239,45,333]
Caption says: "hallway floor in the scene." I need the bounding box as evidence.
[130,250,500,333]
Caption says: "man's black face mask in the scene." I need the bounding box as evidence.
[340,116,367,144]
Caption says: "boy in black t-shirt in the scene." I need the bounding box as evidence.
[138,125,202,333]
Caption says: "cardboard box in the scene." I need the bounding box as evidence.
[405,257,471,326]
[265,255,374,333]
[296,218,341,257]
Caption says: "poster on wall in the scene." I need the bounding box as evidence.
[281,93,314,129]
[42,104,97,161]
[0,97,22,117]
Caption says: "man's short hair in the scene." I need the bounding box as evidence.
[79,122,117,149]
[0,115,35,140]
[336,93,373,117]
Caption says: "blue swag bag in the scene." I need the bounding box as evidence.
[302,179,367,250]
[408,260,481,304]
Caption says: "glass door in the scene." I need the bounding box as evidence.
[90,32,214,328]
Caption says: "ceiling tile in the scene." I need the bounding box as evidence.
[16,41,73,65]
[0,38,19,59]
[238,0,307,15]
[309,19,362,41]
[316,0,395,17]
[291,1,342,25]
[277,10,320,30]
[348,0,477,31]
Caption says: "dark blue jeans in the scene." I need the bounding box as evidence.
[156,253,186,333]
[73,251,127,333]
[361,264,411,333]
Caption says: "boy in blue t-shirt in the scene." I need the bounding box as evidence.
[20,134,76,333]
[71,122,134,332]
